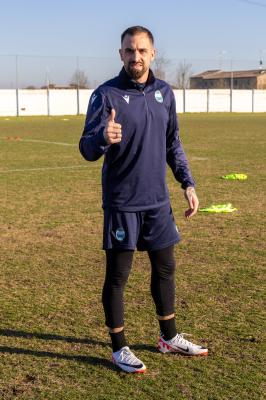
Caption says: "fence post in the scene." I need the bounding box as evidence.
[16,89,19,117]
[207,89,210,112]
[45,68,50,116]
[47,88,50,116]
[183,89,186,113]
[77,87,80,115]
[252,89,254,113]
[76,56,80,115]
[230,59,233,112]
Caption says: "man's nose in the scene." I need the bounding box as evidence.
[131,50,141,62]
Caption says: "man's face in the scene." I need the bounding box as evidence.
[119,32,156,82]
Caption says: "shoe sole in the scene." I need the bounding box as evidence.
[158,342,208,357]
[158,346,208,356]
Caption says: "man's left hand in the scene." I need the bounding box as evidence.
[184,187,199,219]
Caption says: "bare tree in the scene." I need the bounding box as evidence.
[153,54,170,80]
[69,69,89,88]
[175,61,193,89]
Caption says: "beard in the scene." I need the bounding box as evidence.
[126,62,148,80]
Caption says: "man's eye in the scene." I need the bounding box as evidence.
[125,49,134,54]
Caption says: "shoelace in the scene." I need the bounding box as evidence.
[119,347,138,363]
[173,333,197,347]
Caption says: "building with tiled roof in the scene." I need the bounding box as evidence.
[190,69,266,89]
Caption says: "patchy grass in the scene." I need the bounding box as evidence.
[0,114,265,399]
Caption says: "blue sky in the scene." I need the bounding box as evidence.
[1,0,266,87]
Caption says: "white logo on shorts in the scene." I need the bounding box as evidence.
[115,228,126,241]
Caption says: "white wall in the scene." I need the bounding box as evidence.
[208,90,231,112]
[0,90,17,116]
[254,90,266,112]
[174,90,184,113]
[185,90,208,112]
[0,89,265,116]
[49,90,77,115]
[18,90,48,116]
[232,90,253,112]
[79,89,93,115]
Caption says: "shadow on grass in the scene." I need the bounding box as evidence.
[0,345,115,369]
[0,329,107,346]
[0,328,157,354]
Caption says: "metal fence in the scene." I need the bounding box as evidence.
[0,54,265,90]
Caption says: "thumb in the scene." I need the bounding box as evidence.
[109,108,116,123]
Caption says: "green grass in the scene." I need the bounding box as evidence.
[0,114,265,399]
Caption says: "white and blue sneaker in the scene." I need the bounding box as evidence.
[112,346,147,373]
[158,333,208,356]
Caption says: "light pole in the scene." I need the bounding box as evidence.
[259,49,266,69]
[76,56,80,115]
[15,55,19,117]
[230,58,233,112]
[45,67,50,116]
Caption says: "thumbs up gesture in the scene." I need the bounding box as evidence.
[103,109,122,144]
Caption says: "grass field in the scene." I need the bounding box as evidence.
[0,113,265,400]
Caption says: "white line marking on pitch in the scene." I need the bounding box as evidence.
[0,137,76,146]
[0,165,88,173]
[22,139,76,146]
[191,156,208,161]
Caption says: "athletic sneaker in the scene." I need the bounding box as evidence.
[158,333,208,356]
[112,346,147,373]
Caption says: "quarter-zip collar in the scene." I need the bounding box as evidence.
[118,67,155,91]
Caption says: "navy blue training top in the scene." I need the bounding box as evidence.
[79,68,195,211]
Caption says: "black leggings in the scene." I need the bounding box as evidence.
[102,246,176,328]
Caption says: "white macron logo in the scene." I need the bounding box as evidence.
[122,95,130,104]
[91,94,97,104]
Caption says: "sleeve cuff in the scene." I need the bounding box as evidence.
[95,129,108,147]
[182,182,196,190]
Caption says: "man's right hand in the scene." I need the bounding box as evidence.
[184,186,199,219]
[103,109,122,144]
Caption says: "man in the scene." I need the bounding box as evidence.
[79,26,208,373]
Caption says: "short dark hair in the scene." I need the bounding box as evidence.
[121,26,154,45]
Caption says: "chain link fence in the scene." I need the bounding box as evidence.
[1,55,265,116]
[0,54,265,89]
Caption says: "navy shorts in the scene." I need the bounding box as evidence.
[103,203,180,251]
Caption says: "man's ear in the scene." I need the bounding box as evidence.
[119,49,123,61]
[151,48,156,62]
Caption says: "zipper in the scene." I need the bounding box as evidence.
[141,89,150,133]
[142,89,148,113]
